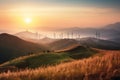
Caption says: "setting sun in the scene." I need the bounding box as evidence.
[25,18,32,24]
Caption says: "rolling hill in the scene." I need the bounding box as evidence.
[0,44,97,69]
[0,51,119,80]
[109,37,120,44]
[79,37,120,50]
[0,33,46,63]
[15,31,56,45]
[48,38,120,51]
[48,39,79,51]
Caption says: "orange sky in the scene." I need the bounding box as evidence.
[0,1,120,33]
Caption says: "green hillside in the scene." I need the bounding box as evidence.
[0,46,97,69]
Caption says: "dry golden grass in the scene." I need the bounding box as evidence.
[0,51,120,80]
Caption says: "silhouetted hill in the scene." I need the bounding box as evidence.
[100,22,120,39]
[15,31,45,40]
[0,33,46,63]
[79,37,120,50]
[104,22,120,31]
[49,38,120,50]
[15,31,54,45]
[109,37,120,43]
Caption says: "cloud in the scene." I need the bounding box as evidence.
[0,0,120,11]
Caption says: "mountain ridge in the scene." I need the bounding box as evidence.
[0,33,46,63]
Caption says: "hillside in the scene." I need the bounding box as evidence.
[0,33,46,63]
[109,37,120,44]
[79,37,120,50]
[48,38,120,50]
[0,51,119,80]
[48,39,79,51]
[0,45,97,69]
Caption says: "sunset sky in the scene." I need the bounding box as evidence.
[0,0,120,33]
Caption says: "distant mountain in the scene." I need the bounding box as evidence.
[104,22,120,31]
[0,33,46,63]
[79,37,120,50]
[15,31,45,40]
[102,22,120,43]
[39,37,57,44]
[15,22,120,44]
[49,38,120,50]
[56,22,120,41]
[0,30,8,34]
[100,22,120,39]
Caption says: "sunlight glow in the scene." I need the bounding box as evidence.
[25,18,32,24]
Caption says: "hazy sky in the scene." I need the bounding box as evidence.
[0,0,120,33]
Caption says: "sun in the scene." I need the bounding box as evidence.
[25,18,32,24]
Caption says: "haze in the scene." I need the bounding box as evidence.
[0,0,120,33]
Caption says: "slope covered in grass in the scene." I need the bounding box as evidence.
[0,51,119,80]
[0,53,72,69]
[0,46,97,69]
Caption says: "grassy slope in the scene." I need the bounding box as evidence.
[0,46,97,69]
[0,51,119,80]
[0,53,72,69]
